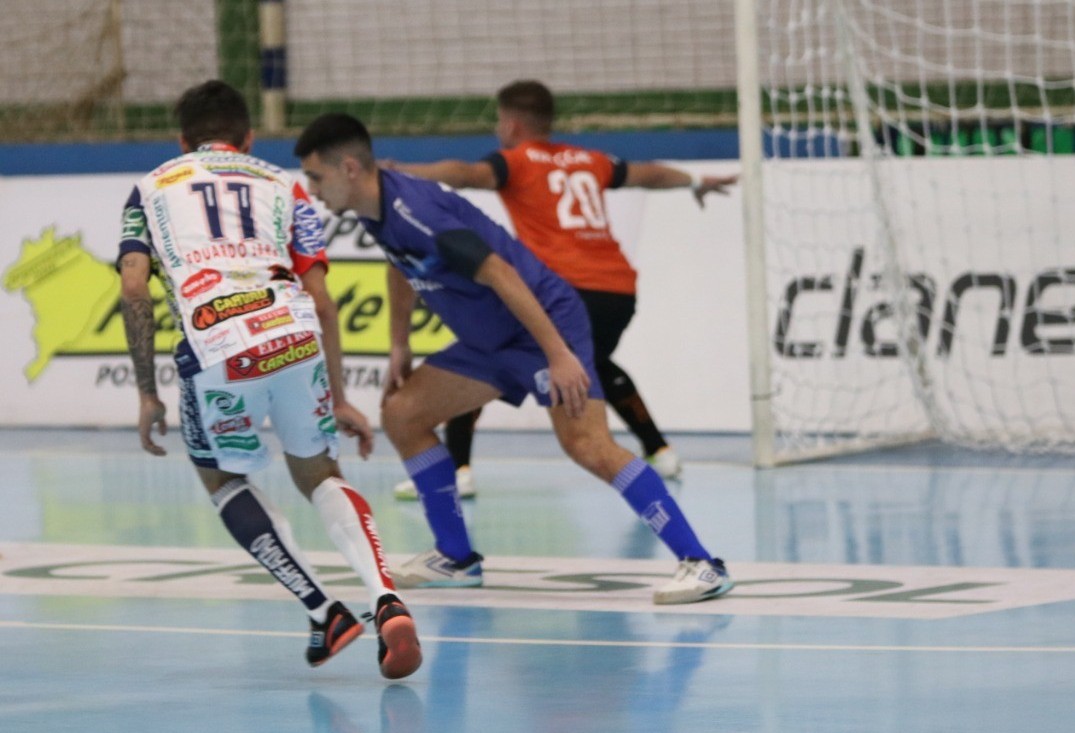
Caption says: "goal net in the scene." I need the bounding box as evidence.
[0,0,737,140]
[0,0,225,140]
[737,0,1075,464]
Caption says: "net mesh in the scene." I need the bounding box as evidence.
[755,0,1075,460]
[0,0,738,141]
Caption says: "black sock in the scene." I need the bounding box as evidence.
[445,408,482,468]
[600,363,668,456]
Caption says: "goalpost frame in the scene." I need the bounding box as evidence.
[734,0,777,468]
[733,0,937,467]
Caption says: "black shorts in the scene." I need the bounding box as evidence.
[575,288,637,364]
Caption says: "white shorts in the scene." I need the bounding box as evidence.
[178,332,339,474]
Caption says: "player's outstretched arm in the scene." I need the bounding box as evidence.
[301,261,374,458]
[384,159,498,191]
[624,162,739,207]
[119,251,167,456]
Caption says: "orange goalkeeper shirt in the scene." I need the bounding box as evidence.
[485,140,637,295]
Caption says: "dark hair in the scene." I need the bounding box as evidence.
[496,80,555,133]
[294,112,374,166]
[174,80,250,148]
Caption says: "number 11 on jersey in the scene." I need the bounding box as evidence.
[190,181,257,240]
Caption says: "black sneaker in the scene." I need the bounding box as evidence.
[306,601,364,667]
[375,594,422,679]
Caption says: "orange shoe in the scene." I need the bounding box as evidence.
[375,594,422,679]
[306,601,364,667]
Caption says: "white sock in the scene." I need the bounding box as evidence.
[312,477,396,615]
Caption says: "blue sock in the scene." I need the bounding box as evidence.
[405,444,474,562]
[612,459,709,561]
[212,479,331,617]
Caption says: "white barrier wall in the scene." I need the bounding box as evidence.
[0,162,751,431]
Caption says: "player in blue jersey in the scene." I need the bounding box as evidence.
[387,80,740,500]
[294,113,734,604]
[118,81,420,677]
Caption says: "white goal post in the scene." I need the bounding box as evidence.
[735,0,1075,466]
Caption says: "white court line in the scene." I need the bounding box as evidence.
[2,619,1074,655]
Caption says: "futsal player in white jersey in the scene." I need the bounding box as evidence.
[117,80,420,679]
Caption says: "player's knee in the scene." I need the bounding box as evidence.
[560,432,619,478]
[379,395,407,443]
[380,391,433,441]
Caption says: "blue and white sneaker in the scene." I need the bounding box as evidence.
[394,549,484,588]
[653,557,734,604]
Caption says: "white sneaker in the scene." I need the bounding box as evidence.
[394,549,484,588]
[653,558,734,605]
[647,447,683,480]
[393,466,476,501]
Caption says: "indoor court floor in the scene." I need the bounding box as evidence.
[2,427,1075,733]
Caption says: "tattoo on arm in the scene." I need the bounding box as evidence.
[121,295,159,396]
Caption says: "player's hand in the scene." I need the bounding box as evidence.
[383,344,413,404]
[547,349,590,419]
[334,401,375,459]
[692,173,739,207]
[137,394,168,456]
[379,159,400,171]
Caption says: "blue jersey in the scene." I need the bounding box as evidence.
[360,170,583,352]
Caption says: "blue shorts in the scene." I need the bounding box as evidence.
[424,313,604,408]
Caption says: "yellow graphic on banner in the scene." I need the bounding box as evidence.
[2,227,454,382]
[2,227,136,381]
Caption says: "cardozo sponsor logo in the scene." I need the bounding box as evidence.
[192,288,275,330]
[180,269,222,299]
[226,333,320,380]
[245,306,295,335]
[155,165,195,188]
